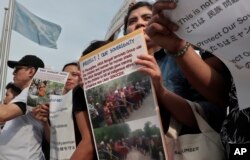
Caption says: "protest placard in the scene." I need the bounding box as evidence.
[161,0,250,110]
[49,91,76,160]
[79,29,167,160]
[27,68,68,111]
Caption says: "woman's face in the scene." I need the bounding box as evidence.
[126,6,152,34]
[63,65,80,92]
[126,6,153,47]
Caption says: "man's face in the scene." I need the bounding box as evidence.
[126,6,153,46]
[12,66,33,88]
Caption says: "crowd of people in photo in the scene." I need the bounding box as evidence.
[88,79,151,128]
[97,135,164,160]
[0,0,249,160]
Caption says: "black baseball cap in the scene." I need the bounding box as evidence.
[7,55,44,70]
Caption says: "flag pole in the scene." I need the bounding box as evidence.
[0,8,8,65]
[0,8,9,102]
[0,0,15,102]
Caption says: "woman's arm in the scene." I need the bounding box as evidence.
[135,54,197,128]
[70,111,94,160]
[146,1,229,107]
[175,48,229,107]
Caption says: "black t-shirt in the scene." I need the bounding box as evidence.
[72,86,98,160]
[220,77,250,159]
[14,102,26,114]
[72,86,87,145]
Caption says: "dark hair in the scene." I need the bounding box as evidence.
[123,1,153,35]
[82,40,111,56]
[5,82,21,96]
[62,62,78,71]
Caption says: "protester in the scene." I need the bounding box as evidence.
[145,1,249,158]
[0,82,21,131]
[124,1,225,134]
[3,82,21,105]
[33,61,97,160]
[0,55,45,159]
[0,82,21,129]
[63,62,96,160]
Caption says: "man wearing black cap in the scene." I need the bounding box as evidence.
[0,55,46,159]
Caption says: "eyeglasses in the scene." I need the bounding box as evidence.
[13,66,29,72]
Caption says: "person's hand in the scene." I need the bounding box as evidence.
[32,104,49,123]
[135,54,164,92]
[145,1,186,52]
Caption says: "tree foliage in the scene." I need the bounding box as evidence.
[94,120,161,143]
[94,123,131,143]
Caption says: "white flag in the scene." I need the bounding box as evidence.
[12,1,62,49]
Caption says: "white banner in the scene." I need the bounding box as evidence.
[49,90,76,160]
[162,0,250,110]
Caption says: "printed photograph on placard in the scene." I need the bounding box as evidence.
[27,78,65,107]
[86,71,155,129]
[94,116,165,160]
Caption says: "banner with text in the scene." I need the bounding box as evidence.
[162,0,250,110]
[49,90,76,160]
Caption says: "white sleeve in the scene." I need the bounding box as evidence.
[10,88,28,104]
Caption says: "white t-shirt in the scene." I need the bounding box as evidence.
[0,88,45,160]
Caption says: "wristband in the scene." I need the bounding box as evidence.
[165,42,191,57]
